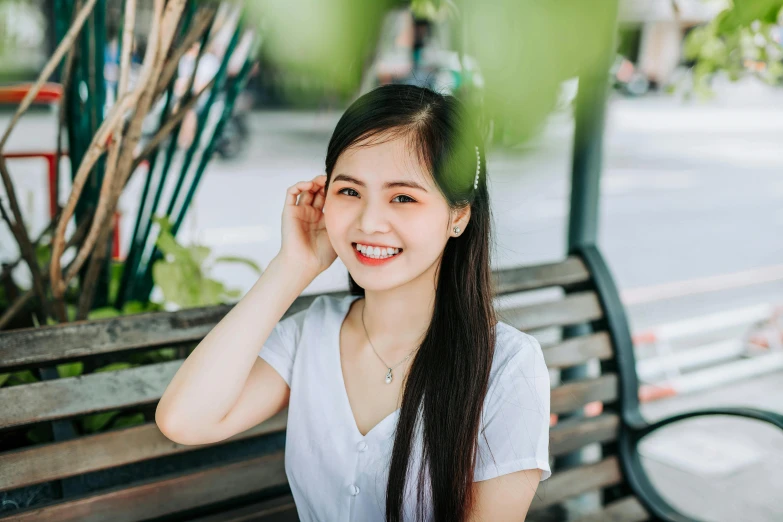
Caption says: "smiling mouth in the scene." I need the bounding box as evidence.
[352,243,403,260]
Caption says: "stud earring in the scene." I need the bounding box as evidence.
[453,226,461,235]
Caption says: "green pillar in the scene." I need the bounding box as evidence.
[557,0,619,506]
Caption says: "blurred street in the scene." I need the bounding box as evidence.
[2,76,782,520]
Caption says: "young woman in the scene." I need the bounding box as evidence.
[156,84,551,521]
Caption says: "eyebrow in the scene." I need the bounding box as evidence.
[331,174,429,192]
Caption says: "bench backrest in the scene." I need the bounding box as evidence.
[0,254,645,521]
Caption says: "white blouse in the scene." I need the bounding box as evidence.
[258,294,551,521]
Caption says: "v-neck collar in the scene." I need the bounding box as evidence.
[335,294,401,441]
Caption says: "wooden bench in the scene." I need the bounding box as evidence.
[1,246,781,521]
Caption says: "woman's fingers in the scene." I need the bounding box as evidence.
[285,176,328,209]
[312,186,326,210]
[284,180,316,206]
[299,187,315,207]
[310,174,327,208]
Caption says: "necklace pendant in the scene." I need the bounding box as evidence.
[385,368,393,384]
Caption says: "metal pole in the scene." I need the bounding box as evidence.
[557,0,620,511]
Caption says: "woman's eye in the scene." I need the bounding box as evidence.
[338,188,359,197]
[338,188,415,204]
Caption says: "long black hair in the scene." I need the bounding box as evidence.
[325,84,497,521]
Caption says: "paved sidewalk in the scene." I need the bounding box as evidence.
[635,369,783,521]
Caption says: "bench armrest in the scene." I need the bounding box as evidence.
[638,406,783,439]
[616,406,783,522]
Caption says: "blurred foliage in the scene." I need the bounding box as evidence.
[242,0,393,100]
[241,0,618,146]
[685,0,783,97]
[152,215,262,309]
[0,0,48,81]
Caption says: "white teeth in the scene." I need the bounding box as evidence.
[354,243,401,259]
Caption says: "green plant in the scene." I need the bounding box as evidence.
[2,215,261,442]
[151,215,262,309]
[685,0,783,97]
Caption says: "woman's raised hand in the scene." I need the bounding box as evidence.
[278,174,337,276]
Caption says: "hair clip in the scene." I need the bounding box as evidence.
[474,146,480,190]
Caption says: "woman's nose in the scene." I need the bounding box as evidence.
[357,201,391,234]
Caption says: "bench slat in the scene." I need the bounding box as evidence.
[0,260,591,372]
[551,374,617,415]
[188,494,299,522]
[1,451,287,522]
[572,496,650,522]
[0,410,287,492]
[529,455,623,511]
[550,413,619,457]
[0,403,618,493]
[542,332,613,369]
[0,292,333,372]
[493,256,590,294]
[0,356,617,431]
[500,291,603,331]
[0,361,183,429]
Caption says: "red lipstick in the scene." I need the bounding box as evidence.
[353,244,403,266]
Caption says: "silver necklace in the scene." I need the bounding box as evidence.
[361,301,418,384]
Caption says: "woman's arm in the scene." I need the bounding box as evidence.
[468,468,542,521]
[155,253,315,445]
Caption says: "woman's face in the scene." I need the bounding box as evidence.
[324,136,470,292]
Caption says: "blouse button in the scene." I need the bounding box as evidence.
[349,484,360,496]
[356,440,368,452]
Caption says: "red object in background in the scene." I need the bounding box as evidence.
[1,83,123,261]
[2,151,60,218]
[0,83,63,105]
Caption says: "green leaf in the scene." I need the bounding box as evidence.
[157,348,177,360]
[111,413,146,429]
[200,278,226,306]
[26,425,53,444]
[88,306,122,319]
[718,0,783,33]
[56,362,83,378]
[94,362,136,373]
[213,256,263,275]
[108,261,125,304]
[0,373,10,387]
[35,240,52,272]
[148,214,255,308]
[224,288,243,299]
[128,347,178,364]
[8,370,38,385]
[188,245,212,267]
[66,304,77,322]
[81,411,120,433]
[122,300,153,314]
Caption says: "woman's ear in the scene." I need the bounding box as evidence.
[451,205,471,235]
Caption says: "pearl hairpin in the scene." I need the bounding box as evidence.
[474,146,480,190]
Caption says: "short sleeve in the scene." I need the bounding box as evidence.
[474,333,552,482]
[258,308,307,387]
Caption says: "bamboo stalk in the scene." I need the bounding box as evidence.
[0,0,96,322]
[73,0,137,318]
[49,0,167,298]
[133,77,217,169]
[154,7,217,99]
[54,0,82,220]
[67,0,187,308]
